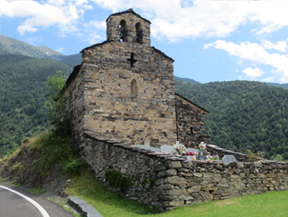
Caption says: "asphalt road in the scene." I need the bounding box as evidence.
[0,184,74,217]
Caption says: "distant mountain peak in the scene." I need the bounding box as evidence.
[0,34,64,61]
[35,46,64,58]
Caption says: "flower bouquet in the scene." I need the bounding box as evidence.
[183,150,197,156]
[198,142,210,155]
[174,142,186,155]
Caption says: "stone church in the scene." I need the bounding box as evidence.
[62,9,210,148]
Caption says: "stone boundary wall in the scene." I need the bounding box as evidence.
[206,144,249,162]
[81,133,288,212]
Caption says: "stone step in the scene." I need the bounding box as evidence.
[68,196,103,217]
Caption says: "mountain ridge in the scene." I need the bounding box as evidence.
[0,35,64,61]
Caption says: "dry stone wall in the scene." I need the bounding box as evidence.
[207,144,248,162]
[81,134,288,212]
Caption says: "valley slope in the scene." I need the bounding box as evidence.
[0,54,72,156]
[175,79,288,160]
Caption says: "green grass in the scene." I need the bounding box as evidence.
[65,169,288,217]
[65,170,157,216]
[161,192,288,217]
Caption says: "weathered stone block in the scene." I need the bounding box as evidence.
[157,169,177,178]
[187,185,201,193]
[165,161,182,169]
[163,200,184,207]
[179,172,193,177]
[165,176,188,186]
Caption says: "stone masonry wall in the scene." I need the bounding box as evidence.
[175,95,211,148]
[63,65,86,145]
[81,134,288,212]
[70,40,177,147]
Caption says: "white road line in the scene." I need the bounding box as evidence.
[0,185,50,217]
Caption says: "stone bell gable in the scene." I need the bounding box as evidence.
[63,9,178,147]
[106,8,151,46]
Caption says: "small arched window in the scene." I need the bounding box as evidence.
[135,22,143,43]
[131,79,138,95]
[119,20,127,41]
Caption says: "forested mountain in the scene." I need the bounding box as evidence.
[266,83,288,90]
[176,75,288,90]
[174,76,201,84]
[175,79,288,160]
[0,35,64,60]
[0,54,72,157]
[60,53,81,66]
[34,46,64,60]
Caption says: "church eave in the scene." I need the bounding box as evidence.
[152,47,174,62]
[81,40,113,53]
[59,64,82,95]
[175,93,210,114]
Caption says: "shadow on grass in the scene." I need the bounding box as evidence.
[65,169,157,216]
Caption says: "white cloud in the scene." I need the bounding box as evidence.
[91,0,288,41]
[204,40,288,83]
[2,0,288,42]
[243,67,265,79]
[89,20,105,29]
[56,47,65,53]
[26,37,40,45]
[0,0,90,35]
[261,39,288,53]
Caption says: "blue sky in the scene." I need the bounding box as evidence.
[1,0,288,84]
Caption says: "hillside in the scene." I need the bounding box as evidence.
[0,35,64,60]
[60,53,81,66]
[0,54,72,157]
[35,46,64,60]
[175,79,288,160]
[174,76,201,84]
[266,82,288,90]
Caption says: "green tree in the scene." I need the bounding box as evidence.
[45,71,70,137]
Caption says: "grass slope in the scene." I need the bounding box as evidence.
[66,169,288,217]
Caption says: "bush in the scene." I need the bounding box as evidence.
[63,158,87,175]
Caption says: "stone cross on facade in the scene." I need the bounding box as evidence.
[128,52,137,67]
